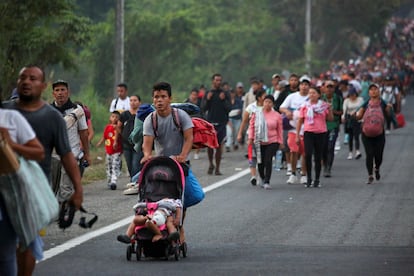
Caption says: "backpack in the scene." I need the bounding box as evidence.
[120,111,135,145]
[151,108,219,149]
[362,100,385,137]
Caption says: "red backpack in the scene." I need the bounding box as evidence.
[362,100,385,137]
[151,108,219,149]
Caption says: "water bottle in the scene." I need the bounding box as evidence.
[274,150,282,171]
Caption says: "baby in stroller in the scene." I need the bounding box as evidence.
[117,156,187,260]
[117,198,181,243]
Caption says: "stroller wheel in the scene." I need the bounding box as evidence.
[126,245,133,261]
[174,245,180,261]
[180,242,187,258]
[136,243,142,261]
[164,245,170,261]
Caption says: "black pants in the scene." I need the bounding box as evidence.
[322,128,339,170]
[348,121,361,152]
[258,143,279,183]
[361,133,385,175]
[304,131,327,182]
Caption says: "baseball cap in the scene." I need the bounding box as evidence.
[236,82,243,88]
[299,75,311,83]
[52,79,68,89]
[369,83,380,89]
[272,73,280,79]
[348,86,358,96]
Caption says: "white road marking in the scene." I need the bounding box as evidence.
[41,168,250,262]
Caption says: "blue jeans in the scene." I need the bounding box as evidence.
[123,147,142,181]
[225,118,241,148]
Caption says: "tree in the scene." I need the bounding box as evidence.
[0,0,92,99]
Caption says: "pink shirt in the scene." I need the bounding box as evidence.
[298,102,329,133]
[248,110,283,144]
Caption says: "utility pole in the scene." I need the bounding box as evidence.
[114,0,125,96]
[305,0,311,75]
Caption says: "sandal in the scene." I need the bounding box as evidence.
[207,165,215,175]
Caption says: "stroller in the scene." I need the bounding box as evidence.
[124,156,187,261]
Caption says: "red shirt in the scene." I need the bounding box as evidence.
[104,124,122,154]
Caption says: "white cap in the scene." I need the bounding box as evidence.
[299,75,311,83]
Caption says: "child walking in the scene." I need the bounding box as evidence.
[96,111,122,190]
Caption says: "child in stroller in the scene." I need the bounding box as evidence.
[117,156,187,260]
[117,198,182,243]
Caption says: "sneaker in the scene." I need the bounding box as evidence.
[193,153,199,160]
[110,183,117,190]
[347,152,353,160]
[366,175,374,184]
[313,180,321,188]
[123,186,138,195]
[226,146,231,152]
[117,234,131,244]
[263,183,271,190]
[250,176,257,186]
[335,140,341,151]
[355,150,362,159]
[286,163,292,175]
[305,180,312,188]
[287,174,297,184]
[300,175,307,184]
[125,182,135,189]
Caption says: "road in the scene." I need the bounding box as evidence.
[34,96,414,275]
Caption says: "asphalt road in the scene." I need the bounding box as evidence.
[34,96,414,275]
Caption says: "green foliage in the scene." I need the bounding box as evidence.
[0,0,92,98]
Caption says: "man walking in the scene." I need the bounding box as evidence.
[201,73,231,175]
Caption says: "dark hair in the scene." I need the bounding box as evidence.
[264,94,275,104]
[152,82,172,97]
[289,73,299,79]
[255,89,266,100]
[211,73,222,80]
[310,87,321,95]
[191,88,198,93]
[117,83,128,90]
[112,110,121,117]
[130,94,141,101]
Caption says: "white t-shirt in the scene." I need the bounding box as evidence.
[381,85,399,104]
[109,96,130,112]
[245,102,263,116]
[0,109,36,144]
[280,92,308,133]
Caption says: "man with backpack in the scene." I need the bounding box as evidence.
[356,83,392,184]
[109,83,130,113]
[380,75,401,134]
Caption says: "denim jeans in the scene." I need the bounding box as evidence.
[225,118,241,148]
[123,147,142,181]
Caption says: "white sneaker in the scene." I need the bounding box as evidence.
[263,183,271,190]
[286,163,292,175]
[287,174,297,184]
[193,153,199,160]
[300,175,307,184]
[335,140,341,151]
[347,152,353,160]
[125,182,136,189]
[123,185,138,195]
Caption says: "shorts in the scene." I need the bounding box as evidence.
[287,132,304,155]
[214,123,227,145]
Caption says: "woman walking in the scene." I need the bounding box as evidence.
[342,87,364,160]
[356,83,391,184]
[248,95,283,189]
[296,87,333,188]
